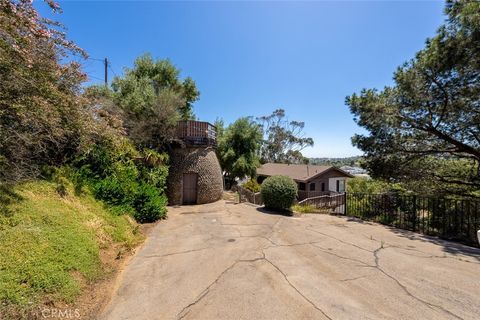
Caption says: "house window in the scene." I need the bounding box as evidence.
[321,183,325,192]
[336,180,345,192]
[298,182,306,191]
[309,183,315,191]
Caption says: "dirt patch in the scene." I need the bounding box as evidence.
[77,222,157,319]
[70,245,130,319]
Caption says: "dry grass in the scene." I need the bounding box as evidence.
[291,204,331,214]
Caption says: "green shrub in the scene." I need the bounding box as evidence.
[243,178,261,193]
[93,175,137,206]
[261,175,297,211]
[0,184,22,217]
[347,177,407,194]
[140,164,169,192]
[132,184,167,222]
[69,139,169,223]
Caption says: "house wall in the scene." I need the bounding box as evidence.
[167,147,223,205]
[307,169,349,193]
[257,168,350,199]
[328,177,346,192]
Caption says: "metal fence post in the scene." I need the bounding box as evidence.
[412,195,417,231]
[344,192,348,215]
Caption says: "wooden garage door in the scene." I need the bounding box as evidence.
[182,173,198,205]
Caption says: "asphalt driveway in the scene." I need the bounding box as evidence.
[100,200,480,320]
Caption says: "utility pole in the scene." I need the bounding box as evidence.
[104,58,108,86]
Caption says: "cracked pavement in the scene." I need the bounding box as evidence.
[100,200,480,320]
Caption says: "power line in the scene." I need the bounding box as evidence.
[86,57,105,62]
[87,74,104,82]
[82,56,108,84]
[104,58,108,86]
[108,64,118,78]
[84,57,121,85]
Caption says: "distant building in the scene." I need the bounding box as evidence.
[256,163,353,200]
[340,165,369,177]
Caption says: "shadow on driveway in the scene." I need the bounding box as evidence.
[256,206,294,217]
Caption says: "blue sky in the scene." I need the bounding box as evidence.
[38,1,445,157]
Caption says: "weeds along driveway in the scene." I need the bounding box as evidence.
[100,200,480,320]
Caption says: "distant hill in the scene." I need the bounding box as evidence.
[309,156,362,167]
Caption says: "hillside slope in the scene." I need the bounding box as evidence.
[0,181,143,319]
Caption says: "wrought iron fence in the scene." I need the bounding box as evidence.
[346,193,480,247]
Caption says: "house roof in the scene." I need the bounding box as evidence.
[256,163,353,182]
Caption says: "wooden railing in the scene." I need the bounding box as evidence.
[176,120,216,146]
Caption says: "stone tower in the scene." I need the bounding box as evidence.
[167,121,223,205]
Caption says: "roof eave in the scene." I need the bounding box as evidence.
[306,167,354,181]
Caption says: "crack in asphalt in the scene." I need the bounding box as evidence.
[302,225,464,319]
[176,254,266,320]
[311,243,374,267]
[262,239,320,250]
[340,275,369,282]
[262,238,374,268]
[305,226,374,253]
[174,203,466,320]
[396,249,480,264]
[172,204,336,319]
[220,222,275,226]
[304,227,464,319]
[262,253,333,320]
[221,208,463,319]
[236,234,279,246]
[373,244,383,267]
[143,247,212,259]
[372,245,463,320]
[365,235,480,265]
[176,249,333,320]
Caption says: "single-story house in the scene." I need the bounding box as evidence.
[256,163,354,200]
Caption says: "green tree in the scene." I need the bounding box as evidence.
[256,109,314,164]
[217,118,262,183]
[346,0,480,196]
[347,177,399,194]
[0,0,90,182]
[111,54,199,120]
[93,54,199,150]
